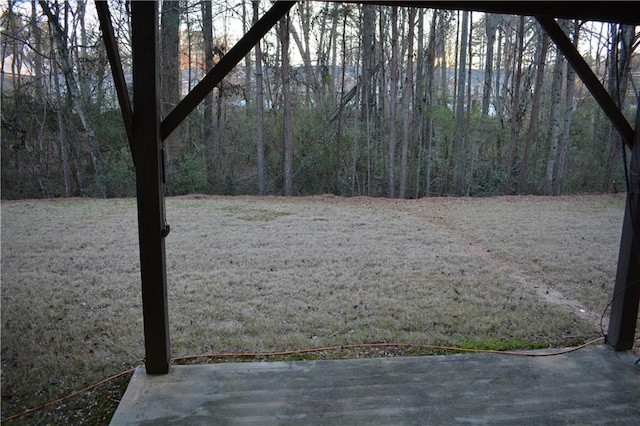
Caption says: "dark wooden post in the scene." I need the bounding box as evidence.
[131,1,171,374]
[536,16,639,350]
[607,102,640,351]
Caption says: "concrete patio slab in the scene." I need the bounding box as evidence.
[110,344,639,425]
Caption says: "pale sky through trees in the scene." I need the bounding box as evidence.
[2,1,637,199]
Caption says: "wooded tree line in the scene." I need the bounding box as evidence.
[1,1,638,199]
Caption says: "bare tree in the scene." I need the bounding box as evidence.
[517,28,549,194]
[494,20,504,125]
[332,6,352,195]
[503,16,525,194]
[462,12,474,195]
[437,11,450,105]
[243,0,252,113]
[30,0,44,98]
[289,2,316,106]
[423,10,438,197]
[202,0,215,192]
[453,10,469,195]
[361,4,376,195]
[160,1,181,161]
[47,9,75,197]
[280,12,293,196]
[602,24,635,191]
[2,2,633,199]
[554,20,580,195]
[388,6,398,198]
[39,0,106,197]
[253,0,265,195]
[361,4,376,120]
[482,14,497,117]
[399,7,415,198]
[413,8,425,198]
[544,45,565,194]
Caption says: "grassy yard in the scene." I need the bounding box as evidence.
[0,194,628,424]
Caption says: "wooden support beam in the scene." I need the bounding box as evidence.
[348,2,640,26]
[95,0,134,162]
[537,16,634,148]
[131,1,171,374]
[607,101,640,351]
[161,1,296,140]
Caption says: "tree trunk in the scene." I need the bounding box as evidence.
[351,33,361,196]
[413,8,425,198]
[316,3,334,105]
[517,29,549,194]
[361,4,376,196]
[53,53,73,197]
[494,22,503,121]
[360,4,376,122]
[31,0,44,99]
[424,11,438,197]
[438,12,448,105]
[452,12,460,116]
[289,3,315,106]
[499,21,515,127]
[61,4,85,195]
[202,0,215,193]
[280,14,293,196]
[554,20,580,195]
[463,12,473,195]
[76,0,90,109]
[253,1,266,195]
[378,9,387,125]
[40,0,106,197]
[388,6,398,198]
[184,13,193,145]
[399,8,415,199]
[544,48,565,194]
[243,0,252,113]
[503,16,525,194]
[334,9,349,195]
[603,24,635,191]
[328,4,341,108]
[160,1,181,162]
[453,10,469,195]
[482,14,497,117]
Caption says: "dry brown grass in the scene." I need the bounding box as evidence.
[0,194,628,423]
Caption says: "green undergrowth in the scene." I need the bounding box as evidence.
[457,338,557,352]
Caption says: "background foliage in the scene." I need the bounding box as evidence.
[1,1,638,199]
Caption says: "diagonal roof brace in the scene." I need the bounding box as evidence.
[161,1,297,140]
[95,0,135,164]
[537,16,634,148]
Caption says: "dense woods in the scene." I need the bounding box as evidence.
[1,1,638,199]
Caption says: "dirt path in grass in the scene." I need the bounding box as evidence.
[269,194,615,329]
[430,215,599,327]
[338,197,604,329]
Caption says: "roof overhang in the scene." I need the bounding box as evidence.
[336,1,640,25]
